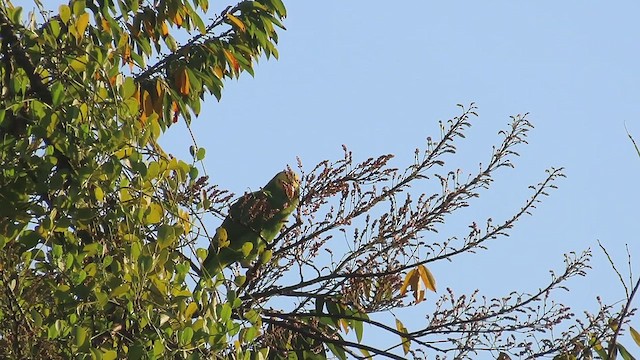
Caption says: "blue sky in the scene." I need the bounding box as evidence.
[164,1,640,355]
[15,0,640,356]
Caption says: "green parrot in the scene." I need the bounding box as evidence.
[197,169,301,288]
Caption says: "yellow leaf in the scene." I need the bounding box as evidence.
[631,326,640,347]
[114,146,133,159]
[103,350,117,360]
[178,209,191,233]
[417,264,436,292]
[399,269,416,296]
[339,319,349,334]
[75,13,90,39]
[69,56,88,73]
[161,21,169,36]
[400,266,433,304]
[241,242,253,256]
[226,13,246,32]
[216,227,229,248]
[213,65,224,79]
[93,187,104,202]
[184,302,198,319]
[146,203,163,224]
[174,12,183,27]
[395,318,410,354]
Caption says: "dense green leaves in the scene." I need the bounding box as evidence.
[0,0,287,357]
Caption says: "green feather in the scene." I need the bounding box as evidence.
[197,170,300,289]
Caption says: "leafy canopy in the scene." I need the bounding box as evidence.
[0,1,634,359]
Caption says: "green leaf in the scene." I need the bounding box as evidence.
[48,323,59,339]
[157,225,176,249]
[353,319,363,343]
[326,342,347,360]
[242,326,258,342]
[315,297,324,315]
[51,82,64,106]
[59,5,71,23]
[196,147,206,161]
[269,0,287,17]
[241,242,253,256]
[184,302,198,319]
[73,325,88,350]
[109,285,129,298]
[631,327,640,347]
[618,343,636,360]
[220,303,232,322]
[243,309,260,324]
[90,348,103,360]
[179,327,194,345]
[593,344,609,360]
[153,339,164,356]
[122,77,136,99]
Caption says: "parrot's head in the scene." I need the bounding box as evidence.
[269,169,300,202]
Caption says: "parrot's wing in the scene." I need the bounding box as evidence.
[226,190,281,236]
[198,170,300,287]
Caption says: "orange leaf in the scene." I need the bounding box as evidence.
[400,267,432,304]
[122,43,133,70]
[213,66,224,79]
[226,14,246,32]
[153,81,164,115]
[161,21,169,36]
[174,12,183,27]
[417,264,436,292]
[143,90,154,117]
[399,269,417,296]
[339,319,349,334]
[172,101,180,123]
[143,19,154,37]
[176,68,189,95]
[101,18,111,33]
[224,49,240,74]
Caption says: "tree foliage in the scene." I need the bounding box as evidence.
[0,0,634,359]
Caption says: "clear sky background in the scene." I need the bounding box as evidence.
[16,0,640,357]
[166,1,640,356]
[169,1,639,356]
